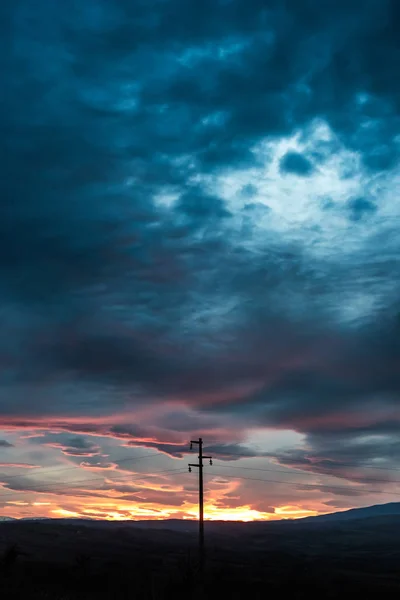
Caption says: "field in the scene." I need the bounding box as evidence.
[1,516,400,599]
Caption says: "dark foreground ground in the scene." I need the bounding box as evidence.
[1,515,399,599]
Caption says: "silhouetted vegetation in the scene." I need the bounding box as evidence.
[0,518,399,599]
[1,544,20,575]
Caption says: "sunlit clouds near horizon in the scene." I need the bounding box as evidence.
[1,0,400,521]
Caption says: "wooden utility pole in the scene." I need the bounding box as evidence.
[188,438,212,572]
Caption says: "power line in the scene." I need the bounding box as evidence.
[2,445,399,484]
[209,448,400,473]
[0,451,164,482]
[2,447,400,512]
[4,466,396,502]
[2,457,399,499]
[214,463,400,485]
[207,471,400,497]
[0,467,187,499]
[2,465,400,526]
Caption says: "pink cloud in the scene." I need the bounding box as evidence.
[0,463,40,469]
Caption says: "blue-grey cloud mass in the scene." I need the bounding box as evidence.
[1,0,400,519]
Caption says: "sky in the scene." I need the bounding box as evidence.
[1,0,400,522]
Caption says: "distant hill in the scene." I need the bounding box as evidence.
[2,502,400,528]
[107,503,400,528]
[299,502,400,524]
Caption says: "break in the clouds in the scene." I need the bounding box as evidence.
[1,0,400,520]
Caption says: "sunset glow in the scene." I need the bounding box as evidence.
[1,418,398,523]
[4,494,320,522]
[1,0,400,527]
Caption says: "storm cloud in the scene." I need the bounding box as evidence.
[1,0,400,518]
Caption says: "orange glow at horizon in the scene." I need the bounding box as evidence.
[0,434,338,523]
[4,495,322,522]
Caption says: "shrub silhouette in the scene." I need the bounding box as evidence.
[1,544,20,574]
[75,551,91,574]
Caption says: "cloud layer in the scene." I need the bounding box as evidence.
[1,0,400,519]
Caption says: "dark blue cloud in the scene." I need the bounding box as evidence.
[347,197,377,221]
[279,151,314,176]
[1,0,400,486]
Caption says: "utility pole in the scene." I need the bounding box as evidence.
[188,438,212,573]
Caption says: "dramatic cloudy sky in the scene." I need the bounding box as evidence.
[1,0,400,521]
